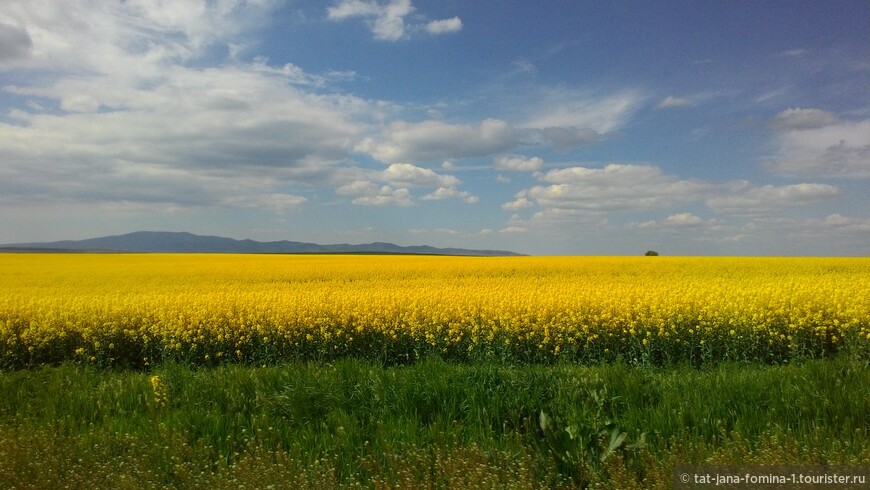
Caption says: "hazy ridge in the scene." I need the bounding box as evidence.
[0,231,522,256]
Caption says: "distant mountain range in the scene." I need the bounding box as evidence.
[0,231,522,256]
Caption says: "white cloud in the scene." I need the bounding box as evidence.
[0,0,373,213]
[524,90,642,132]
[421,187,478,204]
[528,89,641,129]
[520,89,645,149]
[656,96,695,109]
[540,164,706,199]
[503,164,710,218]
[525,127,606,148]
[250,58,357,88]
[781,48,807,57]
[663,212,703,226]
[497,163,852,245]
[733,214,870,254]
[493,154,543,172]
[634,213,706,229]
[0,0,272,72]
[822,214,870,232]
[769,108,837,131]
[511,58,537,75]
[333,163,473,205]
[409,227,459,235]
[222,193,307,211]
[327,0,460,41]
[356,118,518,163]
[501,197,533,211]
[765,116,870,178]
[424,17,462,35]
[0,65,365,174]
[0,20,32,63]
[499,226,527,234]
[336,180,412,206]
[382,163,460,187]
[706,182,839,215]
[327,0,383,18]
[355,187,412,206]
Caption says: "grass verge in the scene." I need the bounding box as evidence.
[1,356,868,488]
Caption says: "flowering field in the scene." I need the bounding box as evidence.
[1,254,868,369]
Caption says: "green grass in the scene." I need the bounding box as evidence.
[2,356,869,488]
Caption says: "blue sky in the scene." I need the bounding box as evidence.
[1,0,868,255]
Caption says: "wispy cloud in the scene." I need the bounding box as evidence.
[519,88,646,149]
[780,48,807,57]
[327,0,461,41]
[656,95,696,109]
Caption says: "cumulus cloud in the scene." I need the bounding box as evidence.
[735,214,870,254]
[503,163,710,214]
[328,0,413,41]
[336,180,413,206]
[0,0,482,221]
[327,0,460,41]
[333,163,473,205]
[769,108,838,131]
[765,111,870,178]
[706,181,839,215]
[382,163,460,187]
[499,226,527,234]
[0,0,274,74]
[421,187,478,204]
[0,21,32,63]
[822,213,870,232]
[501,197,533,211]
[0,0,376,213]
[663,212,703,225]
[424,16,462,35]
[1,65,364,171]
[633,213,705,230]
[500,164,847,237]
[356,118,518,163]
[493,154,543,172]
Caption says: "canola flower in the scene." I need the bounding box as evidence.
[0,254,868,368]
[150,375,167,407]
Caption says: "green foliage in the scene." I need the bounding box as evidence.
[1,357,869,488]
[539,373,647,486]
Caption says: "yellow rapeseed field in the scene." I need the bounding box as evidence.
[1,254,868,368]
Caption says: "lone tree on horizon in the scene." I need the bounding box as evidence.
[645,250,659,256]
